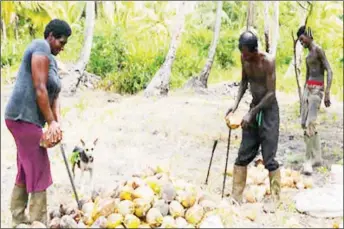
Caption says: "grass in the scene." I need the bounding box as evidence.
[75,98,89,114]
[317,166,329,174]
[61,106,72,118]
[333,148,343,158]
[286,201,297,213]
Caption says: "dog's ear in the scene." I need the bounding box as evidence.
[80,139,86,147]
[93,138,99,146]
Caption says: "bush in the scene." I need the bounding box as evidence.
[1,38,30,67]
[171,41,204,89]
[87,27,127,78]
[215,30,239,69]
[111,49,166,94]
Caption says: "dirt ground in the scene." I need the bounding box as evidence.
[1,82,343,228]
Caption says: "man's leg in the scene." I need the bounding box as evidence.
[301,87,314,174]
[305,88,323,169]
[232,126,260,203]
[303,132,313,175]
[260,102,281,213]
[312,132,322,166]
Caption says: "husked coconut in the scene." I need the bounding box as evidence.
[185,204,204,225]
[60,215,78,228]
[48,217,61,228]
[176,190,196,208]
[146,208,163,227]
[49,208,61,220]
[169,201,185,218]
[175,217,188,228]
[82,202,95,216]
[119,185,135,201]
[106,213,123,228]
[133,198,151,217]
[153,199,169,216]
[132,186,155,203]
[124,214,141,228]
[161,216,176,228]
[116,200,135,215]
[90,216,107,228]
[92,198,116,220]
[161,183,176,203]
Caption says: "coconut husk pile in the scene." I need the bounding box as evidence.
[43,165,232,228]
[17,163,313,228]
[227,162,313,204]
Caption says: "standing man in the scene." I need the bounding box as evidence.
[297,26,333,175]
[5,19,72,226]
[225,31,281,212]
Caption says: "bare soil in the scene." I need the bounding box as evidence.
[1,82,343,227]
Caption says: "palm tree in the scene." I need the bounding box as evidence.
[71,1,96,93]
[270,1,279,58]
[74,1,95,75]
[184,1,224,89]
[263,1,270,53]
[144,1,187,97]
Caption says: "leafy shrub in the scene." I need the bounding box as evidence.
[87,27,127,77]
[215,30,239,69]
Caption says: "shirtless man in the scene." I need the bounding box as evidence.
[225,31,280,212]
[297,26,333,175]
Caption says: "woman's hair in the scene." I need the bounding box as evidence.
[297,25,313,39]
[238,31,258,52]
[44,19,72,39]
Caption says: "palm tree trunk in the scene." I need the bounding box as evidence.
[102,1,114,23]
[75,1,95,74]
[14,15,19,40]
[2,19,7,43]
[246,1,255,30]
[72,1,95,92]
[144,1,186,97]
[198,1,223,88]
[269,1,279,58]
[264,1,270,53]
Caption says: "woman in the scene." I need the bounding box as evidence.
[4,19,72,226]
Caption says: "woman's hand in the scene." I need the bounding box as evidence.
[40,121,62,148]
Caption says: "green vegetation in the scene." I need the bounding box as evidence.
[1,1,343,99]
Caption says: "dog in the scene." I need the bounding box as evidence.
[70,138,98,193]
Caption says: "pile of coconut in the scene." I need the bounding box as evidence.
[46,165,231,228]
[226,162,314,204]
[16,163,313,228]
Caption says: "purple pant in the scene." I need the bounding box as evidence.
[5,119,52,193]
